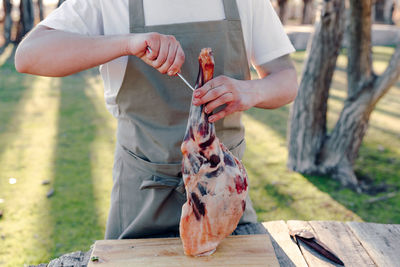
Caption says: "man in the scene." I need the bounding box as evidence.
[15,0,298,239]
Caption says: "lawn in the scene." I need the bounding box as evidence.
[0,45,399,266]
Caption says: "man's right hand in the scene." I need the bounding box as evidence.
[127,32,185,76]
[15,26,185,77]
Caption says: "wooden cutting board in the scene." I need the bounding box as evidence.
[88,234,279,266]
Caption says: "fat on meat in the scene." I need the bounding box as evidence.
[179,48,248,256]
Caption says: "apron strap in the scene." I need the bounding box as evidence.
[223,0,241,21]
[129,0,145,33]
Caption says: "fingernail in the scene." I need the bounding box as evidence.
[168,71,173,76]
[204,107,209,113]
[209,116,215,122]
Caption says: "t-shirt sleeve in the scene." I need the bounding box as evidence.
[250,0,295,65]
[38,0,103,35]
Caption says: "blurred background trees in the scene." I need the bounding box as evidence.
[1,0,45,45]
[272,0,399,25]
[287,0,400,190]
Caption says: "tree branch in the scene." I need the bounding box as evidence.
[347,0,373,99]
[372,43,400,104]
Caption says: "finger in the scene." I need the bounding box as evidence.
[145,34,160,61]
[193,84,228,106]
[204,92,234,114]
[208,104,236,123]
[151,36,170,69]
[194,76,226,99]
[158,41,178,74]
[168,45,185,76]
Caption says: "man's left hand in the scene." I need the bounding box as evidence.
[192,75,256,123]
[192,54,298,123]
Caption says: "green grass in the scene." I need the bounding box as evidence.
[0,45,399,266]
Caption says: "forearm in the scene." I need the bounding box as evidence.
[246,67,298,109]
[15,26,185,77]
[15,26,128,77]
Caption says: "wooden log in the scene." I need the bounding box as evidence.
[263,221,308,267]
[347,222,400,266]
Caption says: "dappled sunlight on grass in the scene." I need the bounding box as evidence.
[242,113,361,222]
[0,76,60,266]
[84,74,116,230]
[0,44,14,67]
[47,72,107,260]
[372,46,396,74]
[243,47,400,224]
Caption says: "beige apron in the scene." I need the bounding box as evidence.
[105,0,260,239]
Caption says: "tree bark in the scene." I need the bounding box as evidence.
[288,0,346,173]
[301,0,315,24]
[2,0,13,44]
[37,0,44,21]
[278,0,289,24]
[16,0,34,43]
[347,0,373,99]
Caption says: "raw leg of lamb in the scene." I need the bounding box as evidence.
[180,48,248,256]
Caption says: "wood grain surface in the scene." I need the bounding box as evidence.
[88,234,279,267]
[287,220,339,267]
[308,221,376,266]
[263,220,308,267]
[347,222,400,267]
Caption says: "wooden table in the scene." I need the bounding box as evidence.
[41,220,400,267]
[264,220,400,267]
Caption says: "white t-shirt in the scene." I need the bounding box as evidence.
[39,0,295,117]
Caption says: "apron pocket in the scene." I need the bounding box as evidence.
[140,176,182,190]
[140,175,186,199]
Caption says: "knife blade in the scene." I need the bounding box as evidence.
[146,47,195,91]
[290,230,344,266]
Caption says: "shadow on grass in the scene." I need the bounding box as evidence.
[49,71,104,258]
[302,171,400,224]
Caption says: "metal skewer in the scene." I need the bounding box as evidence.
[147,47,195,91]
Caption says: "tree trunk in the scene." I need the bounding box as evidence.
[37,0,44,21]
[383,0,395,24]
[318,86,375,188]
[16,0,34,43]
[288,0,346,173]
[373,0,385,22]
[301,0,314,24]
[278,0,289,24]
[288,0,400,189]
[2,0,13,44]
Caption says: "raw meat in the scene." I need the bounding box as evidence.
[179,48,248,256]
